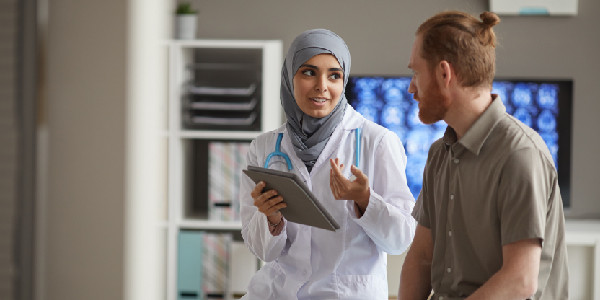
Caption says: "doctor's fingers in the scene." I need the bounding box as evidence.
[257,196,286,216]
[330,170,346,200]
[250,181,267,198]
[253,189,279,206]
[330,166,351,187]
[329,158,345,174]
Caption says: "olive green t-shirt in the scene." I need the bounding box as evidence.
[412,96,568,299]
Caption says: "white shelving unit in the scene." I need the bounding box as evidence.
[165,39,282,300]
[564,219,600,300]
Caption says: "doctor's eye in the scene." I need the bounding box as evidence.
[301,69,315,76]
[328,72,342,80]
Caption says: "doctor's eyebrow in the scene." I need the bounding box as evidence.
[299,63,343,73]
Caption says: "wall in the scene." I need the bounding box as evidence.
[1,0,18,299]
[190,0,599,219]
[43,1,127,299]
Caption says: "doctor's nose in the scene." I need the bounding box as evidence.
[315,76,328,92]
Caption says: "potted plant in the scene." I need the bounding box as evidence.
[175,2,198,39]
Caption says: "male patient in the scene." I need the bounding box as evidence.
[399,10,568,299]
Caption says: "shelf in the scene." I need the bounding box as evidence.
[175,130,263,140]
[188,84,257,96]
[167,39,281,49]
[565,219,600,245]
[186,112,257,126]
[185,97,258,111]
[188,62,259,70]
[564,219,600,300]
[166,39,282,300]
[178,220,242,231]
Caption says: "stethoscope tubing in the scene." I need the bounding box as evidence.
[264,132,293,171]
[264,128,361,171]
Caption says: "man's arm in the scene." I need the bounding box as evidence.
[399,224,433,300]
[467,238,542,300]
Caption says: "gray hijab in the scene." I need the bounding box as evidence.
[281,29,351,172]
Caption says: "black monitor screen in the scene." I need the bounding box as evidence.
[346,76,572,207]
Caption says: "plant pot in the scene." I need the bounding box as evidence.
[175,15,197,40]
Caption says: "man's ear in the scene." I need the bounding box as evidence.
[437,60,453,88]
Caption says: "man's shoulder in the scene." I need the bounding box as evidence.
[492,115,555,167]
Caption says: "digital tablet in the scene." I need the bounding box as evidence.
[242,166,339,231]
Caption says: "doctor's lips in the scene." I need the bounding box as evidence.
[310,97,329,103]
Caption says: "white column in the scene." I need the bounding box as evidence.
[124,1,170,299]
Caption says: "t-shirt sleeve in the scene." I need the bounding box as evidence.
[497,147,554,246]
[412,191,430,228]
[411,150,433,229]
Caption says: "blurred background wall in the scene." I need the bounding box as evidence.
[26,0,600,299]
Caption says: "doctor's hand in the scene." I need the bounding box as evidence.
[251,181,287,226]
[329,158,370,216]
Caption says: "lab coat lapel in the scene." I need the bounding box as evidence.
[314,106,363,172]
[281,127,311,183]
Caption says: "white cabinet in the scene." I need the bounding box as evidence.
[165,39,282,300]
[565,220,600,300]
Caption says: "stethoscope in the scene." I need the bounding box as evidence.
[264,128,362,171]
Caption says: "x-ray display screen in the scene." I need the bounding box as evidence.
[346,76,572,207]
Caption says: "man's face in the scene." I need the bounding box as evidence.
[407,35,450,124]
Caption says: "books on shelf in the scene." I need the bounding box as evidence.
[178,231,204,300]
[178,231,255,300]
[208,142,250,222]
[229,241,257,297]
[202,233,231,298]
[177,231,232,300]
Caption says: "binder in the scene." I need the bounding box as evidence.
[208,142,250,221]
[242,166,340,231]
[202,233,230,299]
[178,231,204,300]
[228,241,257,297]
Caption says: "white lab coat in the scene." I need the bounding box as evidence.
[240,104,416,300]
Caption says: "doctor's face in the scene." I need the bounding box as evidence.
[293,54,344,118]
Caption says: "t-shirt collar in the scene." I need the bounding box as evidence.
[443,94,506,155]
[459,94,506,155]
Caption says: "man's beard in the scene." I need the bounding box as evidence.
[417,79,449,125]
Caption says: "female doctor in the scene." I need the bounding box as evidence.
[240,29,416,300]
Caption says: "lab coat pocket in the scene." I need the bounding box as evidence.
[336,274,388,300]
